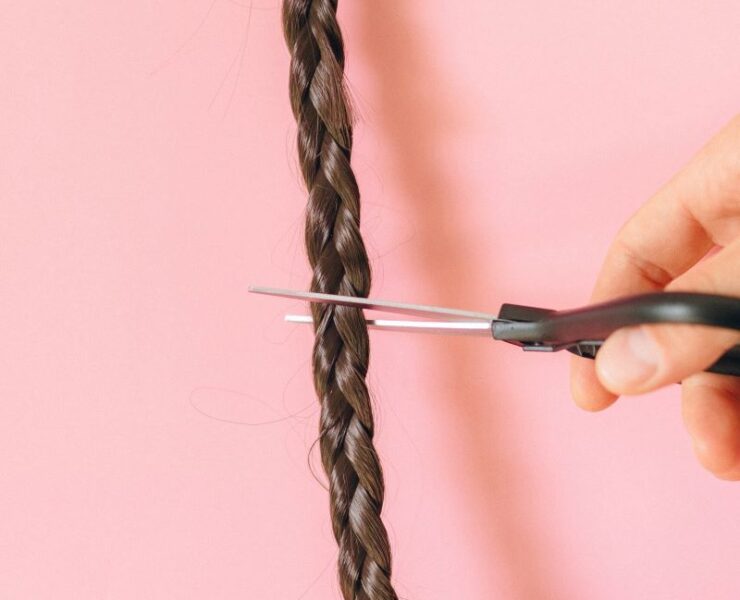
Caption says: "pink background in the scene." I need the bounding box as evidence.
[2,1,739,598]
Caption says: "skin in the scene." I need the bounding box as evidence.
[570,113,740,481]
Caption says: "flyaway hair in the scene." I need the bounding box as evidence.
[281,1,399,599]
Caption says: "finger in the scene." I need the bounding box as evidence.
[570,181,711,409]
[570,354,618,411]
[571,114,740,409]
[594,237,740,395]
[681,372,740,480]
[570,176,712,409]
[594,114,740,299]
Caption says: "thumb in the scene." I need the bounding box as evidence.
[595,239,740,395]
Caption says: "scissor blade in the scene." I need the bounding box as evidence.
[285,315,494,337]
[249,286,499,322]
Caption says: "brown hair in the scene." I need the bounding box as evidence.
[281,1,398,599]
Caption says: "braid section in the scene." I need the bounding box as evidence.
[282,2,398,600]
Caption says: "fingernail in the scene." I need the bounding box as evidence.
[598,327,660,391]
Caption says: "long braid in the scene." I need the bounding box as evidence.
[281,1,398,599]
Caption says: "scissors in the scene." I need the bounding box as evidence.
[249,286,740,377]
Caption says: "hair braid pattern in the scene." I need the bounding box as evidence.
[282,1,398,599]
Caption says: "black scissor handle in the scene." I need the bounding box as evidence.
[493,292,740,377]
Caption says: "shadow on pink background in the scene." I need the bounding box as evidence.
[1,1,739,598]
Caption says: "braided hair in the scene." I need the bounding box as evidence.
[282,1,398,599]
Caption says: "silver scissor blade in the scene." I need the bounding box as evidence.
[285,315,494,337]
[249,286,500,322]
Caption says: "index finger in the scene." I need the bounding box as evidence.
[571,114,740,410]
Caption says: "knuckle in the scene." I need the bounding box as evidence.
[611,238,675,288]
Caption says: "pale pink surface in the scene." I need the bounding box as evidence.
[2,1,739,598]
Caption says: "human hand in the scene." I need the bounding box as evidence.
[570,114,740,480]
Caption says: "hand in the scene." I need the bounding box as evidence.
[570,114,740,480]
